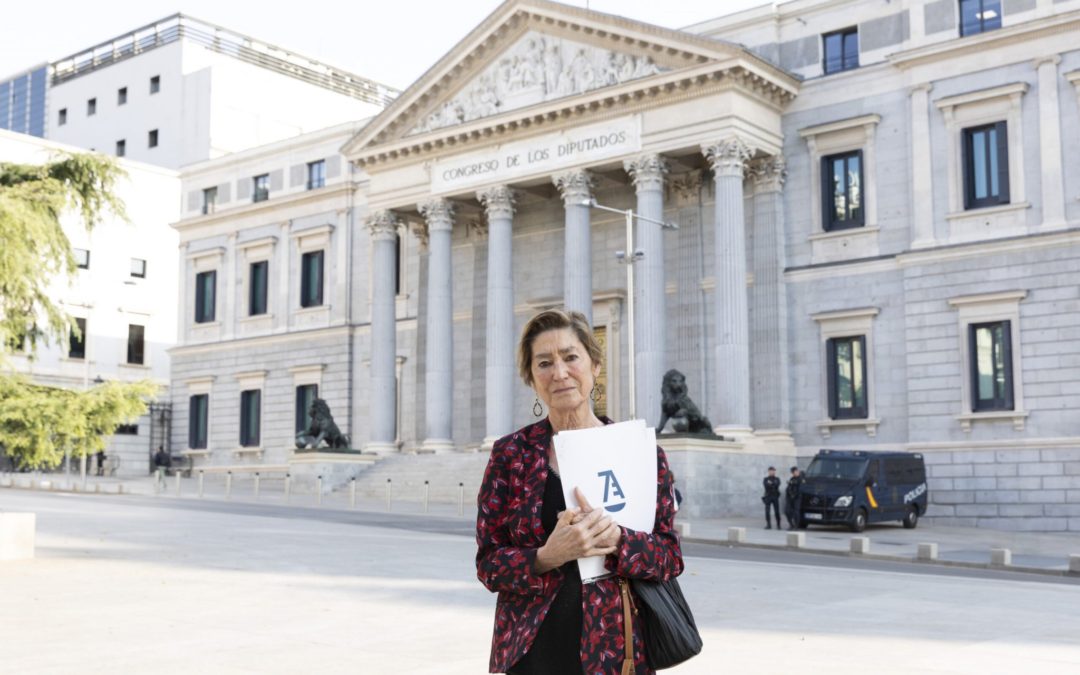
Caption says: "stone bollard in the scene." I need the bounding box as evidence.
[850,537,870,554]
[423,480,430,514]
[0,513,36,561]
[225,472,232,500]
[253,473,260,501]
[349,478,357,509]
[787,532,805,548]
[197,471,204,498]
[317,476,324,506]
[917,543,939,561]
[727,527,746,543]
[284,474,291,502]
[1069,555,1080,575]
[991,548,1012,567]
[675,522,691,537]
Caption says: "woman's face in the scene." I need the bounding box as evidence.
[529,327,601,416]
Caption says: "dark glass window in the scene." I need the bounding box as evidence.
[116,139,126,157]
[74,248,90,269]
[69,317,86,359]
[307,160,326,190]
[253,174,270,203]
[148,129,158,148]
[249,260,269,316]
[960,0,1002,37]
[970,321,1013,412]
[822,151,864,231]
[394,232,402,296]
[827,335,868,419]
[127,324,145,365]
[189,394,208,449]
[87,98,96,116]
[131,258,147,278]
[58,108,67,126]
[240,389,261,447]
[963,122,1009,210]
[823,28,859,74]
[300,250,324,308]
[195,270,216,323]
[150,75,160,94]
[118,87,127,105]
[28,68,45,137]
[202,186,217,215]
[296,384,318,434]
[115,424,138,435]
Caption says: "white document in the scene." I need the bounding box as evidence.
[552,420,658,583]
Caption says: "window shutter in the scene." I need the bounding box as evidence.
[968,325,979,412]
[857,335,868,417]
[1001,320,1014,411]
[853,153,865,227]
[826,338,838,419]
[995,122,1010,204]
[821,156,833,231]
[961,129,973,210]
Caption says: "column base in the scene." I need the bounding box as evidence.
[712,425,754,441]
[481,436,500,452]
[418,439,455,454]
[363,442,399,455]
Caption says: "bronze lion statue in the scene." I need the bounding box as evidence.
[658,369,714,435]
[295,398,351,449]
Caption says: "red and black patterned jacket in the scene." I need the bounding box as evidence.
[476,418,684,674]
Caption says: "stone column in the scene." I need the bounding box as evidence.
[623,154,668,425]
[417,199,455,453]
[702,138,754,432]
[477,186,516,446]
[748,155,789,430]
[366,210,399,454]
[909,84,935,247]
[553,169,594,325]
[1035,55,1065,229]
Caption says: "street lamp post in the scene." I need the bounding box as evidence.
[580,198,677,420]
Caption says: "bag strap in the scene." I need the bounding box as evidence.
[619,578,637,675]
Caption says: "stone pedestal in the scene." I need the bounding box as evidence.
[0,513,35,561]
[289,449,380,494]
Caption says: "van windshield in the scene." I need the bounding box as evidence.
[805,457,869,481]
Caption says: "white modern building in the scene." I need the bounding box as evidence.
[1,129,181,476]
[171,0,1080,531]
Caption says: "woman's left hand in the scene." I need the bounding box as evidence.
[572,487,622,549]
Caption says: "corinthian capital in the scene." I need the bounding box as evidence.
[701,137,755,178]
[366,210,399,241]
[552,169,594,206]
[476,185,516,220]
[418,198,455,232]
[623,154,668,192]
[748,155,787,193]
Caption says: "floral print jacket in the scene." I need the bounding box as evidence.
[475,418,684,674]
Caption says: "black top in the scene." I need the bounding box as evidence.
[763,475,781,499]
[508,469,584,675]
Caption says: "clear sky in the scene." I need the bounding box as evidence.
[2,0,771,90]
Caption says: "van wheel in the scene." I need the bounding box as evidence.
[850,509,867,533]
[903,506,919,529]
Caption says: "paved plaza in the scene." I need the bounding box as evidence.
[2,489,1080,674]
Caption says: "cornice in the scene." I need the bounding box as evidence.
[172,182,356,232]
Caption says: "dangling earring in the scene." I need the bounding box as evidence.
[533,397,543,417]
[591,383,600,403]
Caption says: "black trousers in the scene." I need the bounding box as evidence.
[784,497,800,526]
[764,498,780,526]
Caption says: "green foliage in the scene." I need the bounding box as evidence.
[0,153,127,358]
[0,375,159,469]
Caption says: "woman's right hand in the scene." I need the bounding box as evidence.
[535,507,618,573]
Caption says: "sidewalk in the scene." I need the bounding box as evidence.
[4,472,1078,575]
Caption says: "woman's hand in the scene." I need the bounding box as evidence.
[571,487,622,549]
[535,497,619,573]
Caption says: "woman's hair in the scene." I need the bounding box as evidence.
[517,308,604,386]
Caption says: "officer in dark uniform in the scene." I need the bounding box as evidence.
[784,466,805,530]
[762,467,781,529]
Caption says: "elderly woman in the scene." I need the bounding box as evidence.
[476,309,684,675]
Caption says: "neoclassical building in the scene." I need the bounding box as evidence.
[172,0,1080,529]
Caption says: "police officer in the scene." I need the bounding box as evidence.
[784,466,805,530]
[762,467,781,529]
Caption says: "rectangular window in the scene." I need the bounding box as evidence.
[188,394,208,449]
[963,122,1009,210]
[826,335,868,419]
[394,232,402,296]
[253,174,270,203]
[821,150,864,231]
[249,260,269,316]
[115,139,126,157]
[300,250,324,308]
[131,257,147,278]
[194,270,216,323]
[202,186,217,215]
[296,384,318,434]
[960,0,1002,37]
[69,317,86,359]
[307,160,326,190]
[115,424,138,435]
[118,87,127,105]
[150,75,160,94]
[969,321,1013,411]
[126,324,145,365]
[148,129,158,148]
[823,28,859,74]
[74,248,90,269]
[58,108,67,126]
[87,98,96,116]
[240,389,261,447]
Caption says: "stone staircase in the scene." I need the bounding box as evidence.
[344,451,492,504]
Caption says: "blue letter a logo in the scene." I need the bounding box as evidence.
[597,469,627,513]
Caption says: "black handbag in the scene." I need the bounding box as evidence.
[630,576,703,669]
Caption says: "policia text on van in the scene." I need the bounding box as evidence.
[798,450,929,532]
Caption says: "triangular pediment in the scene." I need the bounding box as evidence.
[343,0,798,165]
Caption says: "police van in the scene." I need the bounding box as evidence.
[798,450,928,532]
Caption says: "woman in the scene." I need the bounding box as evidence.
[476,309,684,675]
